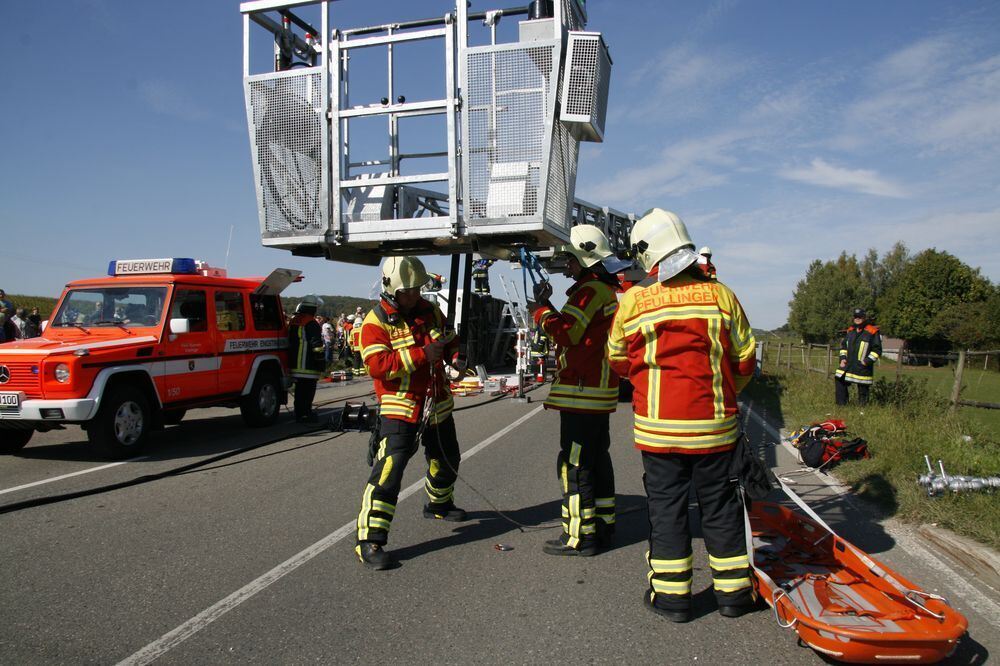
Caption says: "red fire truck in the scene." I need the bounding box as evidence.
[0,258,300,458]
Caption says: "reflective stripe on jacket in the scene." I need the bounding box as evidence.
[533,276,620,414]
[835,324,881,385]
[607,272,755,454]
[361,298,458,424]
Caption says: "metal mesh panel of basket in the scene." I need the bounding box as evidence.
[545,119,579,228]
[565,36,601,117]
[248,73,324,234]
[562,0,585,30]
[465,45,555,219]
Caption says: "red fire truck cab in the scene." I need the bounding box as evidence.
[0,258,301,458]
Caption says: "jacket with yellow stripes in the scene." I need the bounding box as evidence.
[533,275,620,414]
[607,271,756,454]
[835,324,881,385]
[288,314,325,379]
[360,297,458,424]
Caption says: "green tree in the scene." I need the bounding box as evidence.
[930,287,1000,349]
[878,249,993,347]
[787,253,868,343]
[859,242,909,321]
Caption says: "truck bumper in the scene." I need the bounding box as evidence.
[0,398,98,424]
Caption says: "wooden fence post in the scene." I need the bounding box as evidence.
[949,350,967,413]
[805,345,811,373]
[787,345,792,371]
[826,345,832,375]
[775,343,781,369]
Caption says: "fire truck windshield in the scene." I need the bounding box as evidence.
[52,287,168,328]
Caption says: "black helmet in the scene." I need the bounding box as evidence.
[852,308,866,319]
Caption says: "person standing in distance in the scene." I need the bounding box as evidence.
[608,209,757,623]
[533,225,623,556]
[288,295,325,422]
[354,256,468,570]
[834,308,881,406]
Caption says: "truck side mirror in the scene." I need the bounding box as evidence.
[169,318,191,334]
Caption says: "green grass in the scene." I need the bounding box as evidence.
[745,370,1000,550]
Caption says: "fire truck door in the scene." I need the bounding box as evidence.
[164,288,219,402]
[213,290,252,394]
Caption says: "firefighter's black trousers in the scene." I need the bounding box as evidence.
[557,412,615,548]
[642,449,753,611]
[835,377,870,405]
[356,415,461,545]
[292,378,317,419]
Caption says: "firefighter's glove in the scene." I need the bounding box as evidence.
[424,339,445,364]
[533,280,553,304]
[451,353,468,373]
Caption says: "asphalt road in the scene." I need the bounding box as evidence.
[1,380,997,664]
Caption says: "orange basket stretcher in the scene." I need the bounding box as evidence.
[746,482,967,663]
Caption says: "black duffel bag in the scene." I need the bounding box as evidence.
[729,435,776,505]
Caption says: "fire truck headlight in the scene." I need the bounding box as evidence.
[55,363,71,383]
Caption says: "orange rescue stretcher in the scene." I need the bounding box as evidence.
[747,482,967,663]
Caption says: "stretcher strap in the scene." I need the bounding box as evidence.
[774,478,947,621]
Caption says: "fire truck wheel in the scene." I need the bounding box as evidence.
[0,429,33,454]
[89,387,151,459]
[241,370,282,427]
[162,409,186,426]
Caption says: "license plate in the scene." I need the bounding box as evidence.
[0,392,22,409]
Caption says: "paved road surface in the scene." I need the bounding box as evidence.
[1,380,996,663]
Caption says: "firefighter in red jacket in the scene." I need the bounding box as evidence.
[608,209,757,623]
[349,315,366,376]
[835,308,881,406]
[533,225,621,556]
[354,256,467,570]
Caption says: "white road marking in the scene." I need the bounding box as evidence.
[116,404,545,666]
[742,401,1000,621]
[0,457,148,496]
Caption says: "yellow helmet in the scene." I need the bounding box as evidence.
[629,208,698,278]
[381,256,430,295]
[554,225,613,268]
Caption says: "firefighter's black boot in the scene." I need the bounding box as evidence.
[718,603,755,618]
[596,521,615,547]
[423,501,467,522]
[542,537,599,557]
[643,592,691,623]
[356,542,393,570]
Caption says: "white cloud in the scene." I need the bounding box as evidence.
[779,158,907,198]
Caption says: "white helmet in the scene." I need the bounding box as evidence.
[555,225,613,268]
[699,246,712,257]
[629,208,698,278]
[381,256,430,295]
[354,315,364,326]
[295,294,323,313]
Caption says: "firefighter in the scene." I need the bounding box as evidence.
[472,258,494,295]
[697,245,717,280]
[532,225,620,556]
[835,308,881,406]
[354,256,468,570]
[288,295,325,422]
[608,209,757,623]
[350,315,366,376]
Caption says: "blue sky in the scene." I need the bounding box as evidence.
[2,1,998,330]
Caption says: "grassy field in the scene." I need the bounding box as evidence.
[745,368,1000,549]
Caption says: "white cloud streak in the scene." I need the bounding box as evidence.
[778,158,907,198]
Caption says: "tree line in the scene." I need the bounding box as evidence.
[787,244,1000,351]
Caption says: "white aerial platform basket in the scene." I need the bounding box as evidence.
[240,0,615,266]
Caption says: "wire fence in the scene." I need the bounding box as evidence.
[758,342,1000,412]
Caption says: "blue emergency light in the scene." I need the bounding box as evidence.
[107,258,198,276]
